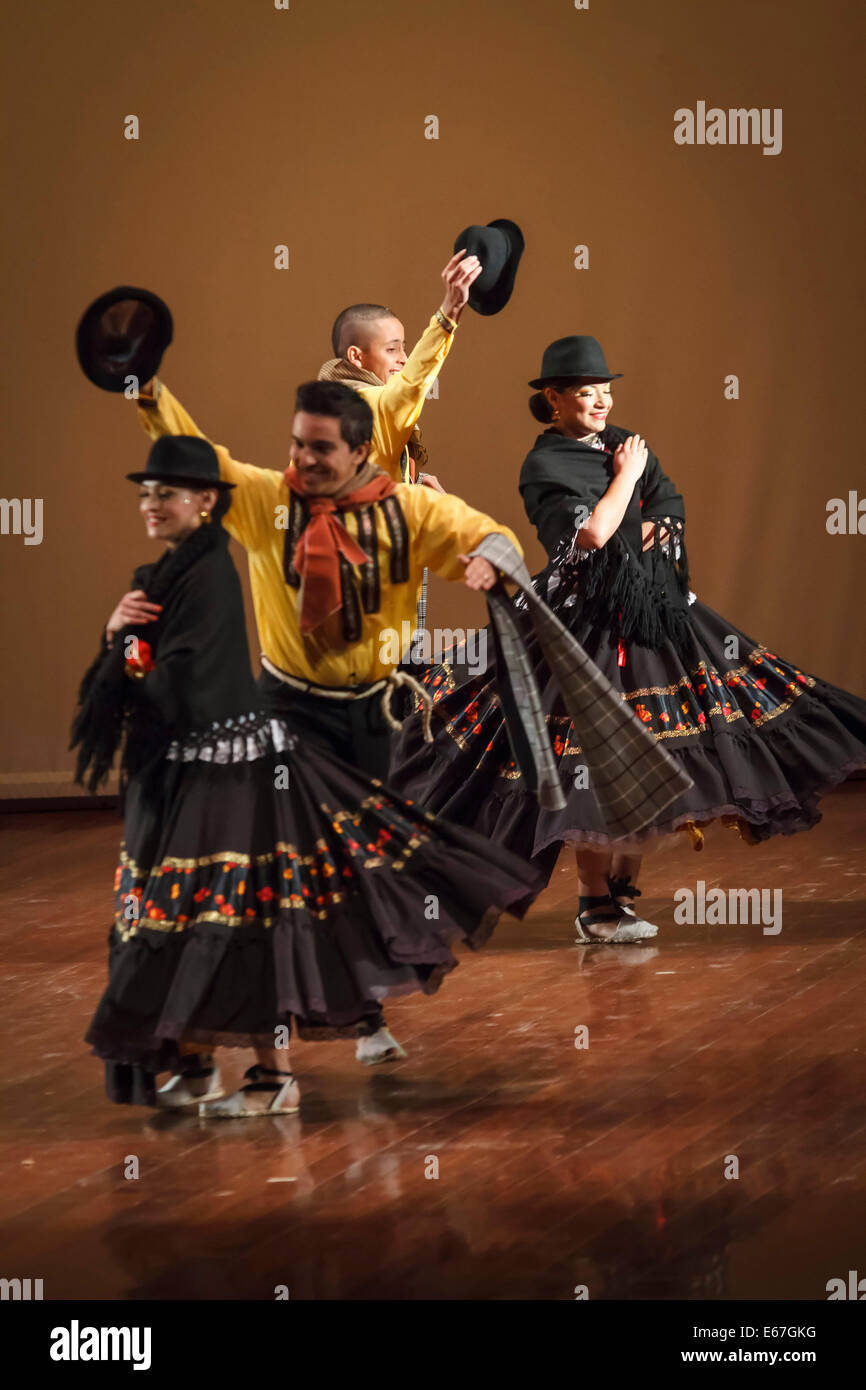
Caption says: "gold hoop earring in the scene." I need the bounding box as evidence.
[200,510,212,525]
[551,409,560,422]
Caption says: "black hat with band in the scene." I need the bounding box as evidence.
[126,436,234,490]
[528,335,623,389]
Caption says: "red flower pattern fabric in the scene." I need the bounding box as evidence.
[429,645,814,757]
[113,790,441,935]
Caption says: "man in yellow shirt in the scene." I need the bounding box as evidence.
[135,376,520,1063]
[135,378,516,728]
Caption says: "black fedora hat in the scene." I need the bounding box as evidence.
[452,218,524,316]
[76,286,173,393]
[528,335,623,389]
[126,436,234,490]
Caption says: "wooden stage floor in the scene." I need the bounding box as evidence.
[2,784,865,1301]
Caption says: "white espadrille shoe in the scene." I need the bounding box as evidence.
[155,1063,225,1109]
[355,1027,408,1065]
[607,875,661,938]
[575,894,659,944]
[198,1065,300,1118]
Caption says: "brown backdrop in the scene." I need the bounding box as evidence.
[2,0,864,798]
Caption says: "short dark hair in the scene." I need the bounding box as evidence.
[529,391,555,424]
[180,485,232,523]
[210,490,232,523]
[331,303,392,358]
[294,380,374,450]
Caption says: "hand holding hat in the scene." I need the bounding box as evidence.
[439,249,484,324]
[451,219,525,316]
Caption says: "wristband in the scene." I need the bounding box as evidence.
[140,376,162,404]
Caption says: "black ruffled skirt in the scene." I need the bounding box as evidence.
[86,713,544,1102]
[391,596,866,876]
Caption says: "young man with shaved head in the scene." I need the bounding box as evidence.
[317,249,482,490]
[319,248,482,654]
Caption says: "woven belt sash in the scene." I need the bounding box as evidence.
[260,656,434,741]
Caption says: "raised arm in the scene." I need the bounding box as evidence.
[133,378,284,550]
[136,377,256,487]
[367,252,482,474]
[137,375,203,435]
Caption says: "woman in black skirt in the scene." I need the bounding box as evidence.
[391,335,866,942]
[73,436,543,1116]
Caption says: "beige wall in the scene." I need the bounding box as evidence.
[2,0,864,797]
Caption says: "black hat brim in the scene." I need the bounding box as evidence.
[125,471,235,491]
[528,372,624,389]
[77,287,173,393]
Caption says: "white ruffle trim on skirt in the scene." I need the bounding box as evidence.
[165,714,297,765]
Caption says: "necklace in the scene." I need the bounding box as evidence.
[577,430,606,450]
[553,426,607,450]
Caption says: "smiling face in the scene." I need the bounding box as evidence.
[544,379,613,438]
[290,412,370,496]
[138,482,215,546]
[346,315,407,384]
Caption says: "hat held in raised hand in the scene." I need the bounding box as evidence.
[452,218,525,316]
[76,286,173,393]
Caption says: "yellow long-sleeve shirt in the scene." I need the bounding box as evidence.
[351,313,456,482]
[136,383,521,686]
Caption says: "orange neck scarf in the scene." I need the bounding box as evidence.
[284,463,397,633]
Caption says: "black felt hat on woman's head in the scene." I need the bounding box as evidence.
[126,435,234,490]
[528,335,623,389]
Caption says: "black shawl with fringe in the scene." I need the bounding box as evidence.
[70,523,257,793]
[519,425,692,655]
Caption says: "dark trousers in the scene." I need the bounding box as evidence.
[258,668,394,1033]
[257,669,393,781]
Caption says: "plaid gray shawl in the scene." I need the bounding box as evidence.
[472,532,694,837]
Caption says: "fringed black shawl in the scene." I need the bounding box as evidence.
[70,524,256,793]
[519,425,692,656]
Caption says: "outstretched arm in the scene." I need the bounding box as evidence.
[137,375,202,436]
[459,553,499,589]
[133,379,284,550]
[401,485,522,587]
[366,251,482,476]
